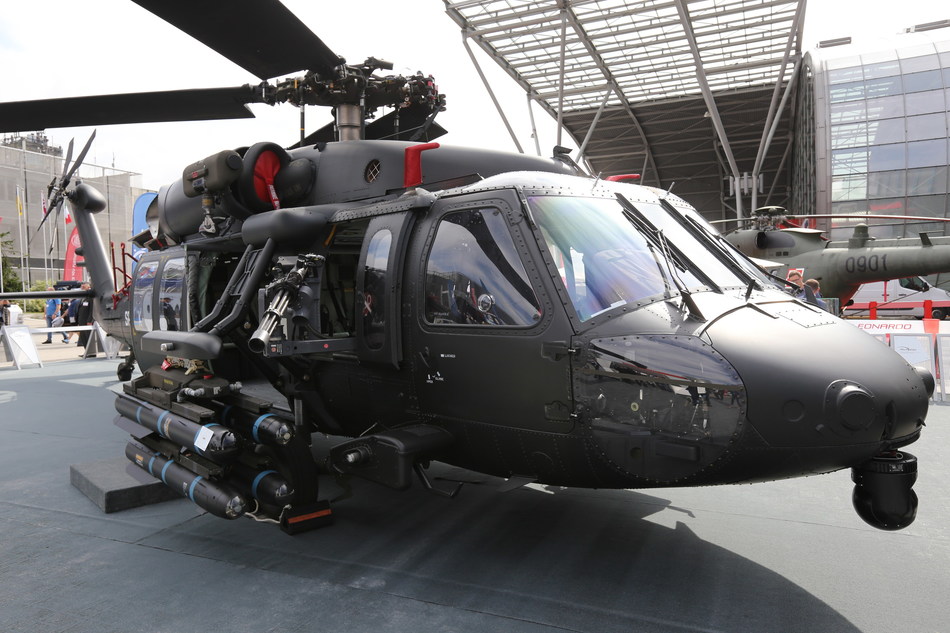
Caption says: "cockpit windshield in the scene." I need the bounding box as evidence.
[528,195,749,320]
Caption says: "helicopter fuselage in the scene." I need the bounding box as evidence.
[49,140,928,531]
[111,151,928,492]
[726,225,950,306]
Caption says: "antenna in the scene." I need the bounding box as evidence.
[660,181,676,200]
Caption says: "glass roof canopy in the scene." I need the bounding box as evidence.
[444,0,805,218]
[446,0,801,106]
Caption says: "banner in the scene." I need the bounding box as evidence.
[63,227,84,282]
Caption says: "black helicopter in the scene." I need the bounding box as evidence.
[717,206,950,310]
[0,0,931,534]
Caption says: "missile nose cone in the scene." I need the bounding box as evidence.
[274,483,293,501]
[224,496,246,519]
[219,431,240,452]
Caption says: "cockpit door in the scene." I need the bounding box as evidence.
[130,251,190,368]
[355,211,415,366]
[409,192,575,434]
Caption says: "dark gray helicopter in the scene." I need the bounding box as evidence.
[0,0,931,533]
[718,206,950,312]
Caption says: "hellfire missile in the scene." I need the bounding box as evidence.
[230,461,295,506]
[115,395,240,460]
[125,441,246,519]
[218,406,294,446]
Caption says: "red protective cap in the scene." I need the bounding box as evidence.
[404,143,440,188]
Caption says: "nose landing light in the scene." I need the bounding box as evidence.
[819,380,878,437]
[834,384,876,432]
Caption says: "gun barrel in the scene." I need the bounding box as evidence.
[248,289,293,353]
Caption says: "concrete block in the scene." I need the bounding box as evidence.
[70,457,179,513]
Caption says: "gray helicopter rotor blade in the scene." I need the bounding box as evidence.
[64,130,97,184]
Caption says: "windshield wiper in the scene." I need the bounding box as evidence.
[657,228,706,321]
[617,194,709,321]
[657,198,765,295]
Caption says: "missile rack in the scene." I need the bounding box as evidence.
[116,364,332,534]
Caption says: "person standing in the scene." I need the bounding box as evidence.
[805,278,829,311]
[65,296,81,342]
[161,297,178,331]
[76,283,94,353]
[43,288,67,344]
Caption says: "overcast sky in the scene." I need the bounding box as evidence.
[1,0,948,190]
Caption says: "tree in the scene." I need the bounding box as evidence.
[25,280,54,314]
[0,230,23,293]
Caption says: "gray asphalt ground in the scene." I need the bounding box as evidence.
[1,354,948,633]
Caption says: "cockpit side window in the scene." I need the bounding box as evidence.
[158,257,185,331]
[900,276,928,291]
[424,208,542,326]
[132,260,159,333]
[362,230,392,350]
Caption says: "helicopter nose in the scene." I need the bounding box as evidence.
[914,365,935,398]
[704,303,929,453]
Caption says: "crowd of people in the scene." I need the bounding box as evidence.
[0,283,94,356]
[785,269,829,311]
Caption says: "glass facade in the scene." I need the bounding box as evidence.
[791,63,817,217]
[801,33,950,240]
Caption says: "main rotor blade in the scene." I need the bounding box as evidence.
[790,213,950,223]
[61,138,74,180]
[64,131,97,184]
[0,87,261,132]
[30,199,62,246]
[131,0,341,80]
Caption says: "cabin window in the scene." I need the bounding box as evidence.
[321,220,368,337]
[132,260,159,333]
[158,257,185,331]
[424,208,542,326]
[362,230,392,349]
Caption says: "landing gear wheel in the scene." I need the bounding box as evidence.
[116,358,135,382]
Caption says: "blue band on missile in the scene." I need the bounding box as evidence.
[160,460,172,485]
[252,414,272,443]
[251,470,277,498]
[147,455,157,476]
[136,405,144,427]
[156,411,170,438]
[188,476,202,502]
